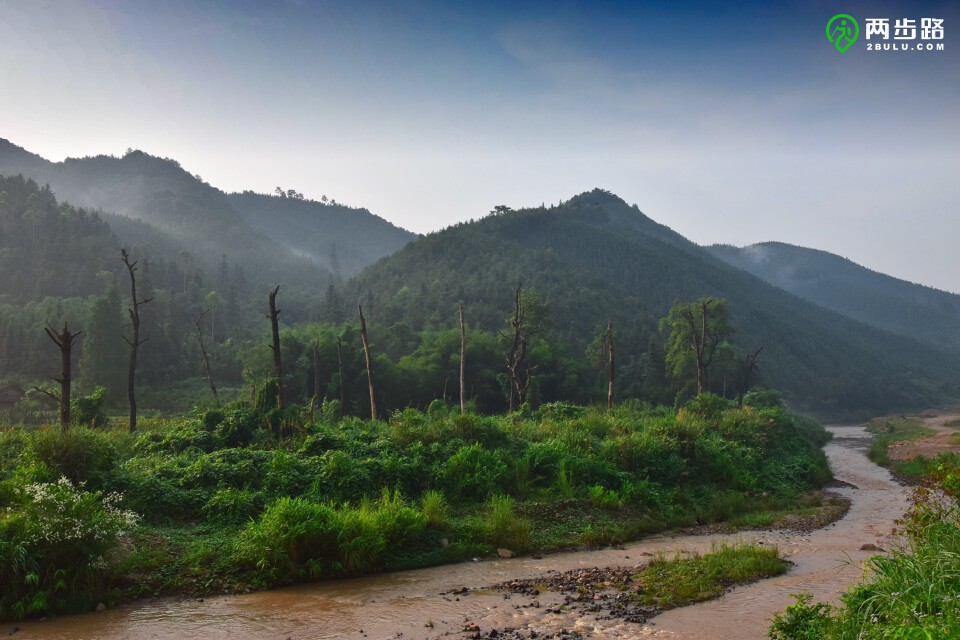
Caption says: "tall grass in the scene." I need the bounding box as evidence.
[483,494,531,551]
[770,487,960,639]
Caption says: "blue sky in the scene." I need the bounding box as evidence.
[2,0,958,291]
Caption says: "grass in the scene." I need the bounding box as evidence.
[770,491,960,639]
[866,416,934,466]
[636,542,788,609]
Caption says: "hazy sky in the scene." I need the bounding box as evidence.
[2,0,958,291]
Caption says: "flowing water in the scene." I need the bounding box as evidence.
[9,425,911,640]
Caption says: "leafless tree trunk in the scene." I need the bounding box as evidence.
[680,299,715,396]
[192,308,220,406]
[459,304,466,414]
[503,285,532,411]
[122,249,152,433]
[737,346,764,405]
[309,341,321,420]
[359,305,377,420]
[336,335,345,406]
[268,285,285,409]
[43,322,81,432]
[606,321,615,410]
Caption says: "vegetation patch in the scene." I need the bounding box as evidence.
[865,416,934,466]
[637,543,788,609]
[0,398,832,621]
[492,542,787,626]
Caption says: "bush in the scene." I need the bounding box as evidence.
[438,444,507,501]
[233,497,341,583]
[234,490,427,584]
[72,387,108,428]
[26,427,121,488]
[483,494,530,551]
[0,477,139,619]
[203,487,265,525]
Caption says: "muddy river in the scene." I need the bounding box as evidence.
[10,425,911,639]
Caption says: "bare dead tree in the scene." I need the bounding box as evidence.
[42,321,81,431]
[736,346,764,405]
[678,298,730,396]
[604,321,615,410]
[121,249,152,433]
[336,335,345,406]
[309,340,321,420]
[268,285,285,409]
[192,308,220,406]
[358,304,377,420]
[459,304,466,415]
[502,285,535,412]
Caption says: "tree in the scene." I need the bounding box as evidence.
[603,321,615,410]
[268,285,284,409]
[359,305,377,420]
[502,285,545,411]
[79,282,126,404]
[205,291,221,342]
[121,249,152,433]
[192,308,220,406]
[459,304,466,414]
[660,297,733,396]
[42,322,81,431]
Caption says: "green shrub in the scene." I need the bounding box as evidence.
[233,497,341,582]
[483,494,530,551]
[588,484,621,510]
[26,427,121,488]
[203,487,265,525]
[72,387,108,428]
[0,477,139,619]
[439,444,506,501]
[420,489,449,528]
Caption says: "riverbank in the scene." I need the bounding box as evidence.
[0,399,833,621]
[8,424,907,640]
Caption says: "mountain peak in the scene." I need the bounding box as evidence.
[558,188,693,251]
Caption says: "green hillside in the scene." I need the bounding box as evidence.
[0,138,414,287]
[349,189,960,418]
[228,191,415,277]
[708,242,960,348]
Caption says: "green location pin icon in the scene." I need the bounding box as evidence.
[826,14,860,53]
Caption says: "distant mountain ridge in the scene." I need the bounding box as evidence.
[708,242,960,348]
[0,138,415,285]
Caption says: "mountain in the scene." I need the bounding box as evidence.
[349,189,960,418]
[227,191,416,277]
[707,242,960,349]
[0,138,414,286]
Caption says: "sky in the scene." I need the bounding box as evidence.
[2,0,958,292]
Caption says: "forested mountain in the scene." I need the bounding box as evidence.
[349,189,960,417]
[228,191,416,277]
[708,242,960,348]
[0,138,413,286]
